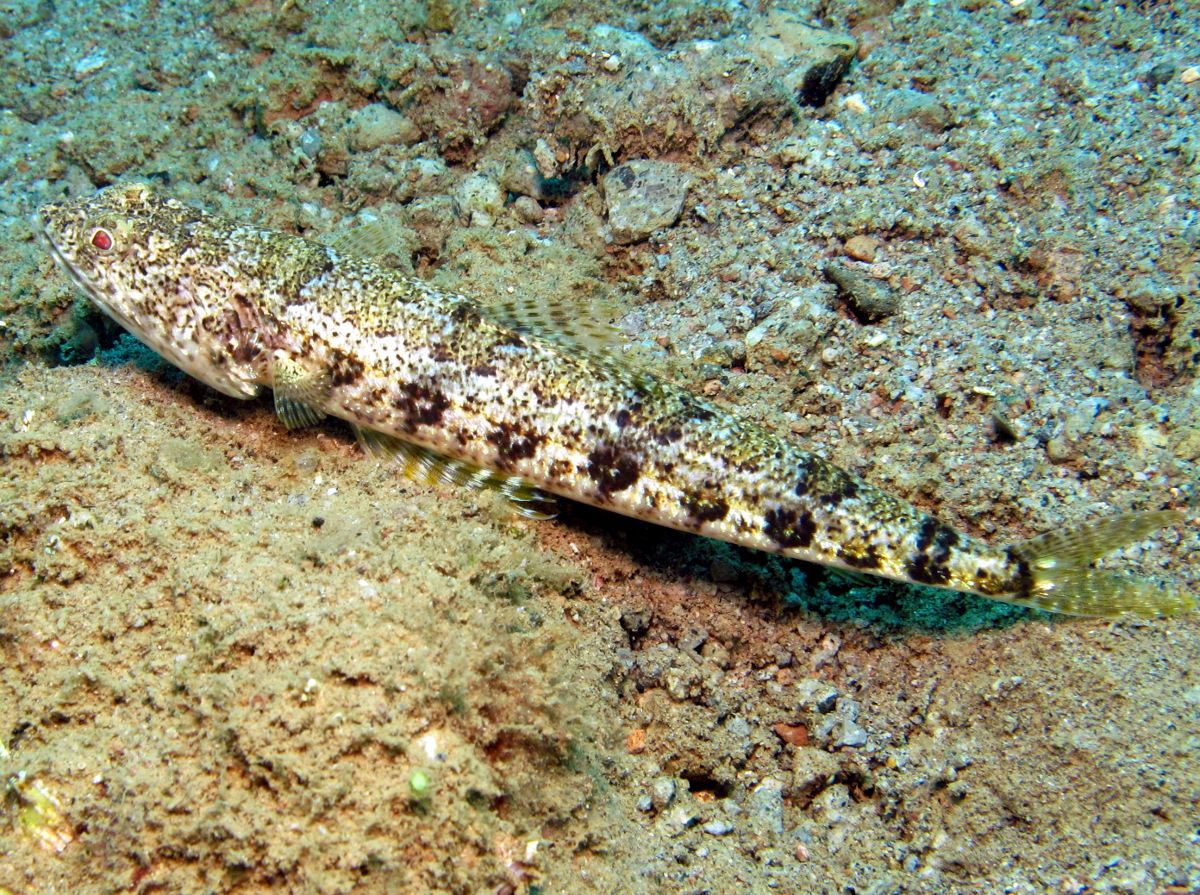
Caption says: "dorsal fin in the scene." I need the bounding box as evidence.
[351,424,557,520]
[323,219,418,269]
[488,292,625,356]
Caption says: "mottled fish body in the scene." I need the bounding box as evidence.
[37,183,1193,618]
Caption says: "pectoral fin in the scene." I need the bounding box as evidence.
[273,359,330,429]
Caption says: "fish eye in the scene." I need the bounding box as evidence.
[89,227,114,252]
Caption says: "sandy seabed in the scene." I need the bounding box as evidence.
[1,1,1199,893]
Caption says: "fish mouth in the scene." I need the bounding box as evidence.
[33,207,147,344]
[33,210,98,301]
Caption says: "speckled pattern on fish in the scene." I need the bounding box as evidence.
[36,183,1194,619]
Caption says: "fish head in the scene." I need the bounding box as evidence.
[36,182,263,399]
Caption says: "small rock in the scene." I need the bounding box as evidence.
[1133,424,1169,452]
[532,137,560,180]
[662,804,700,834]
[511,196,544,224]
[457,173,505,227]
[795,678,840,715]
[832,717,868,749]
[1170,427,1200,461]
[701,639,732,668]
[811,782,852,820]
[650,776,677,811]
[626,728,647,754]
[744,303,829,373]
[724,715,752,741]
[792,747,840,801]
[392,158,452,202]
[500,149,546,200]
[703,819,734,835]
[824,261,902,322]
[345,103,421,152]
[1062,410,1094,441]
[297,129,322,159]
[745,9,857,105]
[1142,59,1176,90]
[774,722,810,747]
[73,50,108,78]
[1045,435,1074,463]
[407,196,458,254]
[747,778,786,835]
[602,160,691,244]
[663,665,700,701]
[878,87,951,132]
[620,603,653,636]
[952,217,994,255]
[844,235,880,262]
[679,626,708,653]
[1125,276,1168,314]
[709,555,741,583]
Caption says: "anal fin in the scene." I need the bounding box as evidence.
[352,424,557,520]
[273,359,330,429]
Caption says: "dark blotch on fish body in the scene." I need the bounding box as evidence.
[907,518,959,585]
[681,493,730,526]
[587,445,642,497]
[393,382,451,430]
[487,425,544,466]
[763,506,816,550]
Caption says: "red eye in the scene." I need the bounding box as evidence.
[91,228,113,251]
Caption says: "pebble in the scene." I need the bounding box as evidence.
[1171,427,1200,461]
[724,715,752,741]
[602,160,691,244]
[406,196,458,254]
[297,129,321,159]
[703,819,734,835]
[388,157,452,203]
[844,235,880,263]
[661,804,700,834]
[774,722,809,747]
[620,604,653,635]
[744,303,828,372]
[73,50,108,78]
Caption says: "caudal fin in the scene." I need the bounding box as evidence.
[1005,510,1193,618]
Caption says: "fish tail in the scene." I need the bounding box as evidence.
[1002,510,1192,618]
